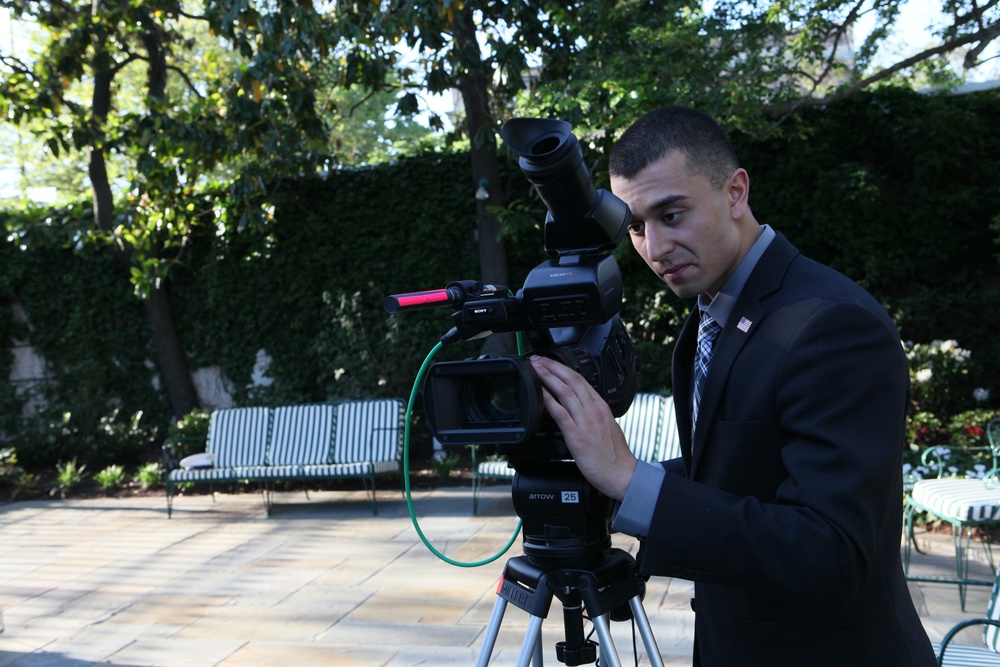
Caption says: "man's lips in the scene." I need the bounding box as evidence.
[662,263,692,280]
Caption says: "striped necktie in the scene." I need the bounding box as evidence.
[692,311,722,434]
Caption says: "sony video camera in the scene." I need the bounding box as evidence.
[386,118,638,457]
[387,118,641,567]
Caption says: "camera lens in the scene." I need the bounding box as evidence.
[423,356,543,445]
[468,375,519,422]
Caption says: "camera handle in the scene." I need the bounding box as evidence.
[476,549,664,667]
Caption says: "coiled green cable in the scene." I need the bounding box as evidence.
[403,340,522,567]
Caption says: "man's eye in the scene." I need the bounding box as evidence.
[627,222,644,234]
[663,211,681,223]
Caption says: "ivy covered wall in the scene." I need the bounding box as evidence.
[1,87,998,470]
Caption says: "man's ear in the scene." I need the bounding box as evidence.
[727,168,750,218]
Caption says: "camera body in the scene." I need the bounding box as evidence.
[414,119,639,450]
[386,118,640,567]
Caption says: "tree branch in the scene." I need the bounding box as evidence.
[768,22,1000,117]
[109,53,143,77]
[954,0,1000,29]
[165,65,206,98]
[0,54,34,77]
[174,7,208,21]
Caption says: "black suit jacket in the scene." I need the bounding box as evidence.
[640,233,936,666]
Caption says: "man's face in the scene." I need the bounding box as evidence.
[611,150,748,300]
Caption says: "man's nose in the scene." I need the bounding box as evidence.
[645,223,676,262]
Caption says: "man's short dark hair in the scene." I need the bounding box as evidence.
[609,106,740,190]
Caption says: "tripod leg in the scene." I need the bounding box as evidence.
[516,615,545,667]
[476,596,509,667]
[591,614,623,667]
[629,595,665,667]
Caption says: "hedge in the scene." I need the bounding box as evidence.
[0,86,997,470]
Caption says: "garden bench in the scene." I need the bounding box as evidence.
[163,398,405,517]
[470,392,681,513]
[903,418,1000,610]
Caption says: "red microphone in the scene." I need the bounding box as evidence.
[384,287,463,313]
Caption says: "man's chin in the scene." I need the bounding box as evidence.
[665,279,700,300]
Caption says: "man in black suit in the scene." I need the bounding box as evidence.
[529,106,936,666]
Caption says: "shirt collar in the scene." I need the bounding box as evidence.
[698,224,776,328]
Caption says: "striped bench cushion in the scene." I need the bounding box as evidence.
[477,459,513,478]
[167,464,300,483]
[268,404,336,466]
[660,395,680,460]
[618,393,679,463]
[933,641,1000,666]
[206,407,272,468]
[618,393,666,463]
[618,393,680,462]
[334,399,404,464]
[169,467,244,483]
[912,478,1000,523]
[298,461,400,478]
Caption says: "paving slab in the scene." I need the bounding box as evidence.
[0,486,993,666]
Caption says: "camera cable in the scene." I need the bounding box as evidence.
[403,341,522,567]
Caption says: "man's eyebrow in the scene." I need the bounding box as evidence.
[650,194,688,210]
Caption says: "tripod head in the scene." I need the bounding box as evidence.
[507,454,613,570]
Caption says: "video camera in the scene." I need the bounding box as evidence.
[386,118,639,454]
[386,118,640,568]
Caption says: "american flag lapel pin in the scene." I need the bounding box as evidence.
[737,316,753,333]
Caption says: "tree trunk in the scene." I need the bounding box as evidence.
[453,7,515,356]
[452,7,509,291]
[143,287,199,416]
[88,27,201,418]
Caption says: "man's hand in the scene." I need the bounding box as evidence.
[529,356,638,500]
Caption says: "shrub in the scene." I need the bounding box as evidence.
[0,447,22,485]
[905,339,979,418]
[431,452,461,477]
[52,458,87,499]
[165,409,211,460]
[13,407,159,471]
[93,464,127,493]
[134,461,162,491]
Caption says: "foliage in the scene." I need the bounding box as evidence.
[519,0,1000,141]
[133,462,162,491]
[322,76,445,165]
[901,344,999,482]
[93,464,127,494]
[905,339,977,418]
[904,410,1000,482]
[0,21,436,207]
[431,452,461,477]
[0,447,20,480]
[906,412,949,451]
[741,88,1000,395]
[0,447,25,498]
[165,409,211,460]
[169,152,485,407]
[0,0,359,419]
[0,0,339,241]
[52,458,86,499]
[0,89,998,471]
[948,410,1000,451]
[328,0,580,297]
[330,1,553,137]
[0,446,40,499]
[11,406,159,471]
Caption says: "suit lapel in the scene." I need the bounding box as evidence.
[672,311,698,469]
[687,233,799,478]
[690,302,765,474]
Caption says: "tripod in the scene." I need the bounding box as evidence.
[475,548,665,667]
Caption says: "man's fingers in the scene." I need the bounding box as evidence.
[531,356,598,406]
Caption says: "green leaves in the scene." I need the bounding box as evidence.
[1,0,342,293]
